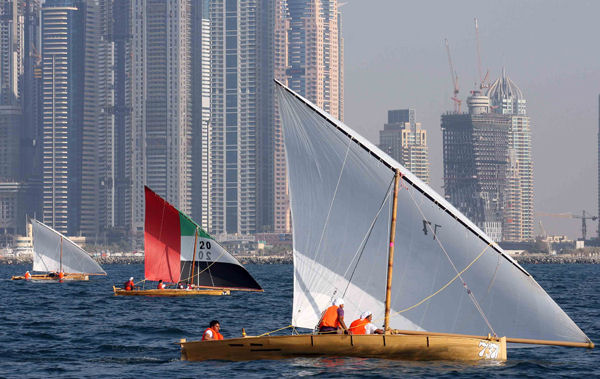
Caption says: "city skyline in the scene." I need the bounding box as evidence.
[0,0,598,241]
[342,0,600,239]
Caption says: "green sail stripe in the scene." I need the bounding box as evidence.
[178,211,212,239]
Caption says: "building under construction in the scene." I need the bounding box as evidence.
[442,92,511,242]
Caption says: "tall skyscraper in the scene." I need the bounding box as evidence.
[442,91,510,242]
[41,0,85,235]
[0,0,41,239]
[144,0,192,214]
[273,0,344,233]
[378,109,430,184]
[111,0,134,234]
[285,0,343,120]
[126,0,210,239]
[487,69,533,242]
[191,0,211,230]
[209,0,279,235]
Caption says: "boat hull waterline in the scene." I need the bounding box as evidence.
[180,334,507,362]
[113,286,230,297]
[11,273,90,281]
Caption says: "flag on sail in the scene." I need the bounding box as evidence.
[275,80,590,345]
[144,186,262,291]
[32,220,106,275]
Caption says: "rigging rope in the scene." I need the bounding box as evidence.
[256,325,295,337]
[388,242,491,317]
[341,176,395,296]
[406,186,496,336]
[307,140,352,288]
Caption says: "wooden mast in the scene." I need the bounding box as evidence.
[59,235,63,273]
[384,169,401,332]
[190,228,199,286]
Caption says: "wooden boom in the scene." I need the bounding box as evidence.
[391,329,594,349]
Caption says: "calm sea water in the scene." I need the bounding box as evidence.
[1,263,598,377]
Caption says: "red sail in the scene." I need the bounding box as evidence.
[144,186,181,282]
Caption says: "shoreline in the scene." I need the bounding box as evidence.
[0,255,294,265]
[1,254,599,265]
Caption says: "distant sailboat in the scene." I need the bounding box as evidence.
[12,220,106,281]
[179,80,593,361]
[113,186,262,296]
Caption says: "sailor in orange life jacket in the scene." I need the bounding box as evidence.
[157,279,166,290]
[349,311,384,335]
[58,271,64,280]
[124,277,135,291]
[318,298,349,334]
[24,271,31,280]
[202,320,224,341]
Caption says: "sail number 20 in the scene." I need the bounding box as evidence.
[197,241,212,261]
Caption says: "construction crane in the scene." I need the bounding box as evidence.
[536,210,598,241]
[444,38,461,113]
[572,210,598,241]
[474,18,489,90]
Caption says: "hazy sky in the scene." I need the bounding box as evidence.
[341,0,600,239]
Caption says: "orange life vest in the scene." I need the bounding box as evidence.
[58,272,64,280]
[24,272,31,280]
[202,327,224,341]
[349,318,368,335]
[125,280,134,291]
[319,305,340,328]
[157,283,165,289]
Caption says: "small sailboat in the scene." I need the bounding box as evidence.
[113,186,262,296]
[11,220,107,281]
[179,80,593,361]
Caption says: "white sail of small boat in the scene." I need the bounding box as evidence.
[32,219,106,276]
[275,80,591,346]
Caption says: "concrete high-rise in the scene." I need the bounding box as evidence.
[209,0,282,235]
[191,0,211,231]
[378,109,430,184]
[487,69,533,242]
[144,0,192,214]
[442,92,511,242]
[126,0,211,238]
[285,0,343,120]
[273,0,344,233]
[0,0,41,239]
[41,0,85,235]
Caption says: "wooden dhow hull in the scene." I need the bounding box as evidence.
[113,286,231,297]
[180,333,507,362]
[11,273,90,281]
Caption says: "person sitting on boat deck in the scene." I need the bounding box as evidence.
[202,320,224,341]
[49,272,57,278]
[318,298,349,334]
[187,283,193,290]
[124,277,135,291]
[157,279,166,290]
[58,271,64,280]
[24,271,31,280]
[177,282,185,289]
[349,311,384,335]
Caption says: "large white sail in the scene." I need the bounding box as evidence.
[32,220,106,275]
[276,81,590,344]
